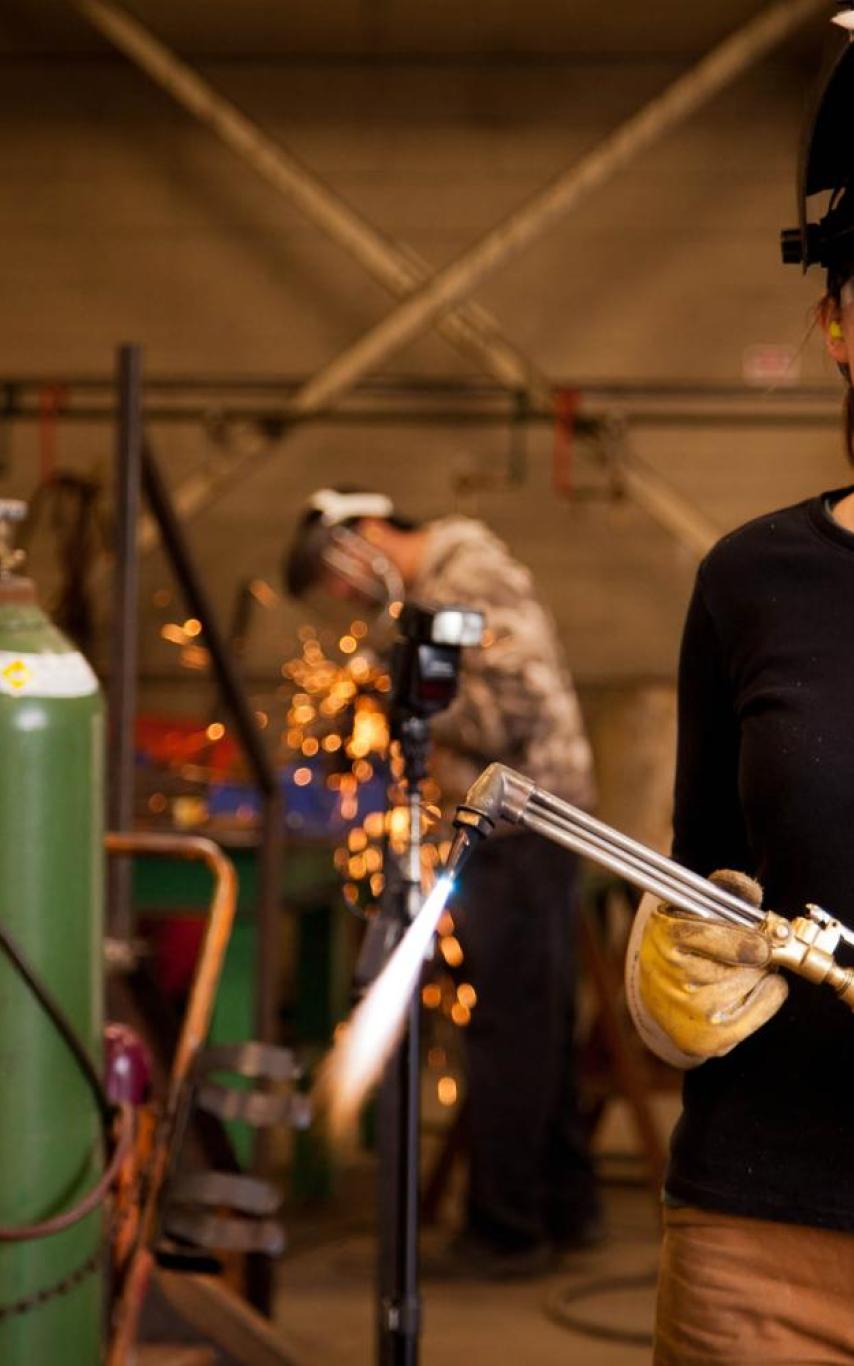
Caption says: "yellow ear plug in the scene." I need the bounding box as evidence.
[831,321,845,340]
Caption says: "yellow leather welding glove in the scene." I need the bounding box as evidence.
[629,870,788,1066]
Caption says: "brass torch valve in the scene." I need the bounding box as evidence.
[764,905,854,1011]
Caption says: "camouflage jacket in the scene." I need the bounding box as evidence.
[411,517,595,811]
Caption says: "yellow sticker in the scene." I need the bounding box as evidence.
[1,659,31,692]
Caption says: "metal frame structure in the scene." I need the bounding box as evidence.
[137,442,283,1052]
[108,347,282,1051]
[105,829,239,1365]
[105,830,301,1365]
[0,372,843,422]
[108,345,143,943]
[3,370,844,569]
[68,0,826,558]
[107,345,282,1315]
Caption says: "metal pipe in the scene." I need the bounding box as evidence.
[520,811,753,929]
[104,830,238,1366]
[254,792,282,1047]
[107,343,143,943]
[0,404,842,430]
[244,788,282,1317]
[451,762,765,927]
[527,790,761,926]
[105,831,238,1106]
[0,374,842,403]
[0,404,841,431]
[283,0,825,421]
[453,764,854,951]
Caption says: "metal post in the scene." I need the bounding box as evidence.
[377,734,425,1366]
[255,794,283,1048]
[244,787,282,1315]
[108,342,143,942]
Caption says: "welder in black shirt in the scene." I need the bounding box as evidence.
[625,32,854,1365]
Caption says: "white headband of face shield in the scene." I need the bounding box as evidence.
[307,489,396,528]
[304,489,404,608]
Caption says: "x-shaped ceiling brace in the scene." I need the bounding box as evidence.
[72,0,825,557]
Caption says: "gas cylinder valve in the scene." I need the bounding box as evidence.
[0,499,27,578]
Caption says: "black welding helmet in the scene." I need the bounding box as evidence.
[782,39,854,284]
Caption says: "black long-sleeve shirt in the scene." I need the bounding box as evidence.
[667,487,854,1229]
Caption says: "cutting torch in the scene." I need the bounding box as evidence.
[448,763,854,1011]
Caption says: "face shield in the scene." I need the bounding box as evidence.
[319,525,404,610]
[287,490,405,638]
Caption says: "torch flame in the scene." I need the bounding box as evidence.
[315,875,456,1142]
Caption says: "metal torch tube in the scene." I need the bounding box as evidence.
[517,812,740,924]
[526,789,765,928]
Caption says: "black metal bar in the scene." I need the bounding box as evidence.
[140,442,276,799]
[241,785,283,1316]
[108,344,143,942]
[255,793,283,1045]
[377,994,421,1366]
[375,721,431,1366]
[140,439,281,1315]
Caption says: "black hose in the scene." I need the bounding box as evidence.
[545,1268,658,1348]
[0,1104,134,1242]
[0,917,128,1240]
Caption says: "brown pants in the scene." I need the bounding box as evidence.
[656,1205,854,1365]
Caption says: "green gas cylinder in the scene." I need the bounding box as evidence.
[0,500,104,1363]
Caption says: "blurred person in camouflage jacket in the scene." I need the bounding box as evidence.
[285,488,602,1276]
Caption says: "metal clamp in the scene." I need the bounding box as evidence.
[193,1041,311,1130]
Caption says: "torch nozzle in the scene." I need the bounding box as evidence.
[445,802,496,880]
[444,827,475,881]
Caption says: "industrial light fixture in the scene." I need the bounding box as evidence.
[833,3,854,31]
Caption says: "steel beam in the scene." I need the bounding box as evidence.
[68,0,822,558]
[69,0,544,399]
[287,0,824,419]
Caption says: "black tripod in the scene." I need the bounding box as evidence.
[355,604,483,1366]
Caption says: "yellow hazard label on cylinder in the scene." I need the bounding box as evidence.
[0,651,98,698]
